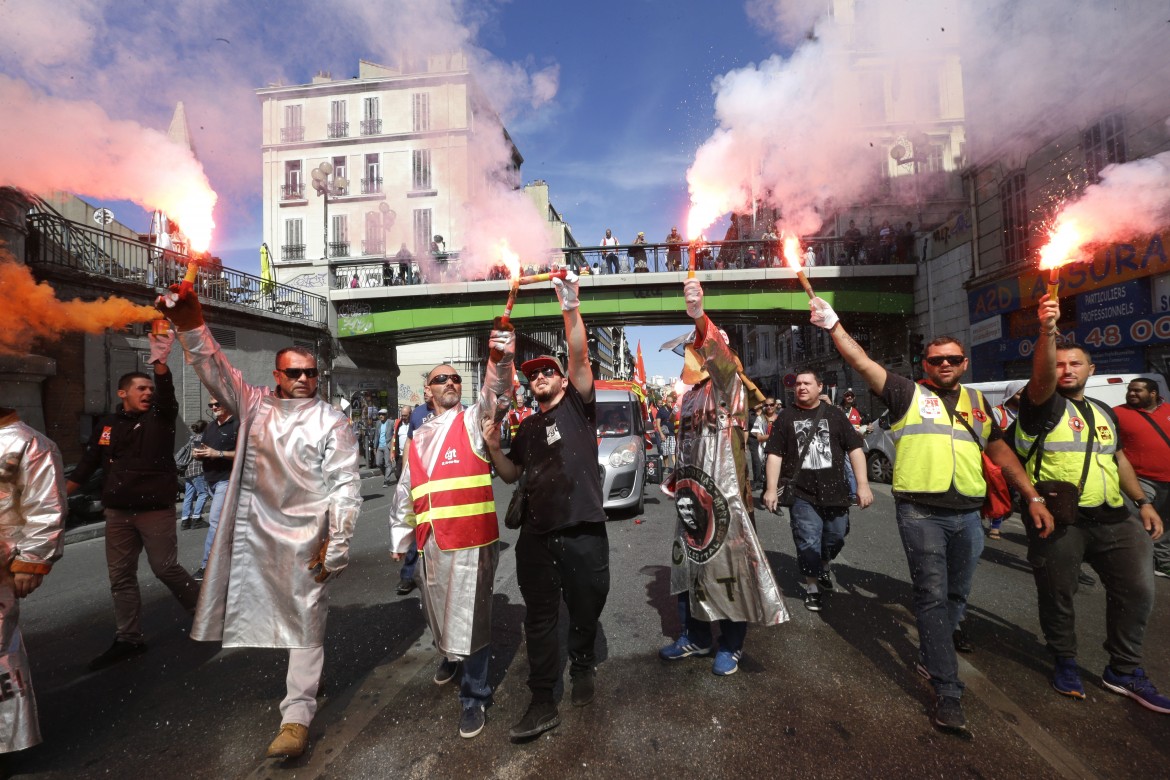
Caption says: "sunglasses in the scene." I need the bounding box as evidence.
[526,367,560,380]
[764,403,776,408]
[428,373,462,385]
[924,355,966,367]
[207,403,221,409]
[278,367,319,379]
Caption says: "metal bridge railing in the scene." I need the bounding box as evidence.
[26,213,329,326]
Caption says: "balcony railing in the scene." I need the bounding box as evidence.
[361,177,383,194]
[25,213,329,326]
[281,126,305,143]
[282,244,306,260]
[327,121,349,138]
[360,118,382,135]
[329,241,351,258]
[281,183,305,200]
[362,239,385,256]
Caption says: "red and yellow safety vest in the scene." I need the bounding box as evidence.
[408,411,498,551]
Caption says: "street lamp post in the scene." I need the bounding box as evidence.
[310,161,348,263]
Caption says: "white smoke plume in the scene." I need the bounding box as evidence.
[688,0,1170,239]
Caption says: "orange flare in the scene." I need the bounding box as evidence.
[517,269,568,285]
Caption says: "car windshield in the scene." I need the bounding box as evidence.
[596,402,633,438]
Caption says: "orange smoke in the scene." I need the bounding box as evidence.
[0,259,161,355]
[1038,216,1089,271]
[495,240,521,280]
[782,233,803,272]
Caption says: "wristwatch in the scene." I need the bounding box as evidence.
[1029,496,1046,504]
[1134,497,1152,507]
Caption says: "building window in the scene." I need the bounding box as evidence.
[412,93,430,132]
[282,160,303,200]
[361,96,381,135]
[363,212,383,256]
[412,149,432,191]
[328,100,348,138]
[283,218,304,260]
[362,153,382,194]
[925,144,945,173]
[1083,114,1126,184]
[332,156,347,195]
[281,104,304,142]
[330,214,349,258]
[1000,170,1028,266]
[413,208,432,256]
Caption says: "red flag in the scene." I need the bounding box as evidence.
[635,341,647,386]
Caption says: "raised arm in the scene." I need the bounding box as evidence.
[811,297,889,395]
[1028,295,1060,406]
[553,270,594,402]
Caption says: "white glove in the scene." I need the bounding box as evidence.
[552,269,580,311]
[684,278,704,319]
[488,329,515,361]
[810,296,839,331]
[148,330,175,364]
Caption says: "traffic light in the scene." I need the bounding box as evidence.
[909,333,924,363]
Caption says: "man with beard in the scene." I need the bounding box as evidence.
[390,328,513,739]
[811,296,1051,733]
[485,270,610,741]
[763,370,873,612]
[1016,296,1167,712]
[157,287,362,760]
[1113,378,1170,578]
[658,278,788,676]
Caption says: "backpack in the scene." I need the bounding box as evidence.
[174,439,194,472]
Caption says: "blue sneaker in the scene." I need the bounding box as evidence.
[712,649,742,676]
[658,636,712,661]
[1051,657,1085,699]
[1101,666,1170,714]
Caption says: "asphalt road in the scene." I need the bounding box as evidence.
[8,474,1170,779]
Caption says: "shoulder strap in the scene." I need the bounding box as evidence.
[1074,400,1097,492]
[787,403,828,481]
[1134,407,1170,450]
[948,390,987,452]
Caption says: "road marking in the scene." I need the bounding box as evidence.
[883,604,1101,780]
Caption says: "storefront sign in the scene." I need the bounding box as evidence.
[1154,272,1170,313]
[970,315,1003,346]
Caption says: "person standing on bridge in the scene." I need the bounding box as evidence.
[658,279,788,675]
[485,269,611,741]
[389,332,514,740]
[601,228,621,274]
[1017,297,1168,713]
[811,296,1051,733]
[0,407,66,756]
[157,288,363,760]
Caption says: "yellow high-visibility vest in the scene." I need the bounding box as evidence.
[890,384,991,498]
[1014,397,1122,508]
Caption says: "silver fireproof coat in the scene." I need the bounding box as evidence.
[388,351,511,658]
[0,415,65,752]
[178,327,363,648]
[670,321,789,626]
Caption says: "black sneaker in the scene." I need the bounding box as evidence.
[933,695,967,731]
[571,674,595,707]
[509,700,560,741]
[193,568,205,583]
[459,703,486,739]
[179,517,192,530]
[804,591,822,612]
[396,579,417,596]
[191,518,210,529]
[88,640,147,671]
[952,628,974,654]
[817,570,834,592]
[434,658,461,685]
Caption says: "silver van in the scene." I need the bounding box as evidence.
[595,387,648,514]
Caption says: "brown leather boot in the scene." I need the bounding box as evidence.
[265,723,309,759]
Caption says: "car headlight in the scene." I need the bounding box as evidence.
[608,441,639,468]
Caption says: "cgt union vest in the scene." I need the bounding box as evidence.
[1014,397,1123,509]
[409,410,498,551]
[890,384,990,499]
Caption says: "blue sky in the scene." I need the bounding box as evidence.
[1,0,786,380]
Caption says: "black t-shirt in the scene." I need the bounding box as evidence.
[1017,390,1128,522]
[656,404,673,436]
[765,402,863,507]
[202,415,240,486]
[508,382,606,534]
[880,373,1002,510]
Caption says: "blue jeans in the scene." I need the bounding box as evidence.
[400,540,419,581]
[676,593,746,653]
[458,643,492,708]
[201,479,231,569]
[605,253,619,274]
[789,498,850,579]
[894,500,983,699]
[181,475,210,519]
[844,458,857,495]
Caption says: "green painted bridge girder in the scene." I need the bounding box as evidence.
[336,278,914,338]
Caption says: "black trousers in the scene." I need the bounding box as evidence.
[516,521,610,702]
